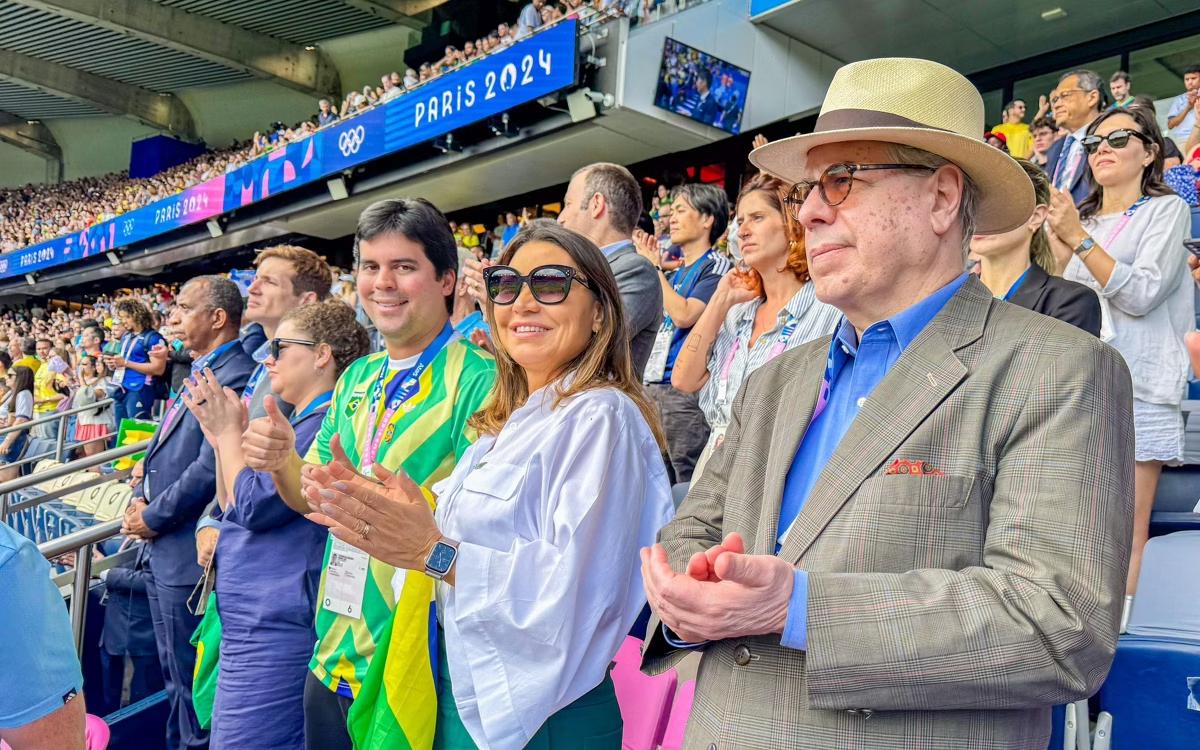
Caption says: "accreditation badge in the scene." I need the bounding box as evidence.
[642,321,675,384]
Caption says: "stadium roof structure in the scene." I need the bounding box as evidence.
[0,0,443,153]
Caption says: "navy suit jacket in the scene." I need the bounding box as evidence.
[137,341,255,587]
[1045,135,1092,205]
[240,322,266,359]
[100,553,157,656]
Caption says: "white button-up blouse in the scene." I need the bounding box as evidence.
[429,383,674,749]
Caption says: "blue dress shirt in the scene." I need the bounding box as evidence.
[778,274,968,650]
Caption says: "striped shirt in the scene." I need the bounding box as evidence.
[698,283,840,430]
[304,338,496,697]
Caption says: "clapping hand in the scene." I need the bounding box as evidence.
[632,228,662,269]
[305,459,441,572]
[181,368,247,442]
[641,532,794,643]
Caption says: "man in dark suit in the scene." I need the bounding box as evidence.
[462,163,664,375]
[98,548,163,714]
[122,275,255,750]
[1045,69,1107,205]
[692,69,720,127]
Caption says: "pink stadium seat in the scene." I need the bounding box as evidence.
[85,713,111,749]
[660,679,697,750]
[611,636,677,750]
[0,714,108,750]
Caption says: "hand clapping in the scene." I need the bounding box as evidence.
[181,368,247,442]
[641,532,795,643]
[305,457,441,572]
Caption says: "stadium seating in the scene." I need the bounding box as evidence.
[659,679,696,750]
[612,636,677,750]
[1098,531,1200,749]
[1151,465,1200,535]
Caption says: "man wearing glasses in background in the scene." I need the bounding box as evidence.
[1045,68,1108,205]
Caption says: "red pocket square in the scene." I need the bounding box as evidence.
[885,459,944,476]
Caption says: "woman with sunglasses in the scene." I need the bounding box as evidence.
[970,160,1101,336]
[671,172,839,481]
[181,299,369,750]
[306,221,674,749]
[1045,105,1192,610]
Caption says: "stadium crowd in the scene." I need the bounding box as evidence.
[1,53,1199,750]
[0,0,686,255]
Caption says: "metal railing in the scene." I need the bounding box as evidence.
[0,439,148,523]
[41,519,129,654]
[4,439,155,654]
[0,397,115,464]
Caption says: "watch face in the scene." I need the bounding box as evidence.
[427,541,457,574]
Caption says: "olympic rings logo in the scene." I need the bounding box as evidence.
[338,126,366,157]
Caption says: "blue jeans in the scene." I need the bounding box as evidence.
[114,387,152,426]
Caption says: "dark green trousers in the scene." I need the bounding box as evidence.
[434,633,622,749]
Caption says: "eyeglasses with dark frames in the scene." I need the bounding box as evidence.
[784,163,938,218]
[268,337,317,360]
[1079,129,1153,155]
[483,264,595,305]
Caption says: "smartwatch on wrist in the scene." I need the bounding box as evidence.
[424,537,459,580]
[1073,235,1096,257]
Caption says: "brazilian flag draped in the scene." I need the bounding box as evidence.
[190,591,221,730]
[346,570,439,750]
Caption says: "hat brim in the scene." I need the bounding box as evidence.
[749,127,1035,235]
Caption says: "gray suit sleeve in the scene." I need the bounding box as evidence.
[612,254,663,340]
[640,375,746,673]
[803,339,1134,711]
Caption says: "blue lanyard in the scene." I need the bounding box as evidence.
[361,322,456,469]
[665,251,711,328]
[1002,266,1033,301]
[242,363,268,406]
[291,391,332,425]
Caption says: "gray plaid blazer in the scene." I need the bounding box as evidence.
[642,277,1135,750]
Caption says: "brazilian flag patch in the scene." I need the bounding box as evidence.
[346,395,363,415]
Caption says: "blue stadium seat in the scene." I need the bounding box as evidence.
[1151,466,1200,536]
[1191,205,1200,239]
[1098,531,1200,749]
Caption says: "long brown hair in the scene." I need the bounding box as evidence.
[468,220,666,449]
[1078,105,1173,220]
[738,172,808,288]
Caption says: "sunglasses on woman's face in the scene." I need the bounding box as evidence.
[268,337,316,360]
[483,264,594,305]
[1080,129,1153,155]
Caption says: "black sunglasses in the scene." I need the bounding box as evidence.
[483,264,594,305]
[784,162,938,218]
[1079,129,1153,155]
[268,337,316,360]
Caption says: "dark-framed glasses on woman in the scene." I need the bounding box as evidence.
[483,264,594,305]
[268,337,316,360]
[1079,129,1152,155]
[784,162,937,218]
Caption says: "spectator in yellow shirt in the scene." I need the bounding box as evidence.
[992,99,1034,159]
[12,337,41,374]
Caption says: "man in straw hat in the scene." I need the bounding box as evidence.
[640,57,1134,748]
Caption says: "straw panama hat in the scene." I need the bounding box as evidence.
[749,57,1035,235]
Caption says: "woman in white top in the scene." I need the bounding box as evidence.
[672,172,839,480]
[73,355,113,457]
[0,365,35,482]
[1045,104,1193,599]
[308,220,674,749]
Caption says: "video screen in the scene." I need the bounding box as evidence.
[654,38,750,134]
